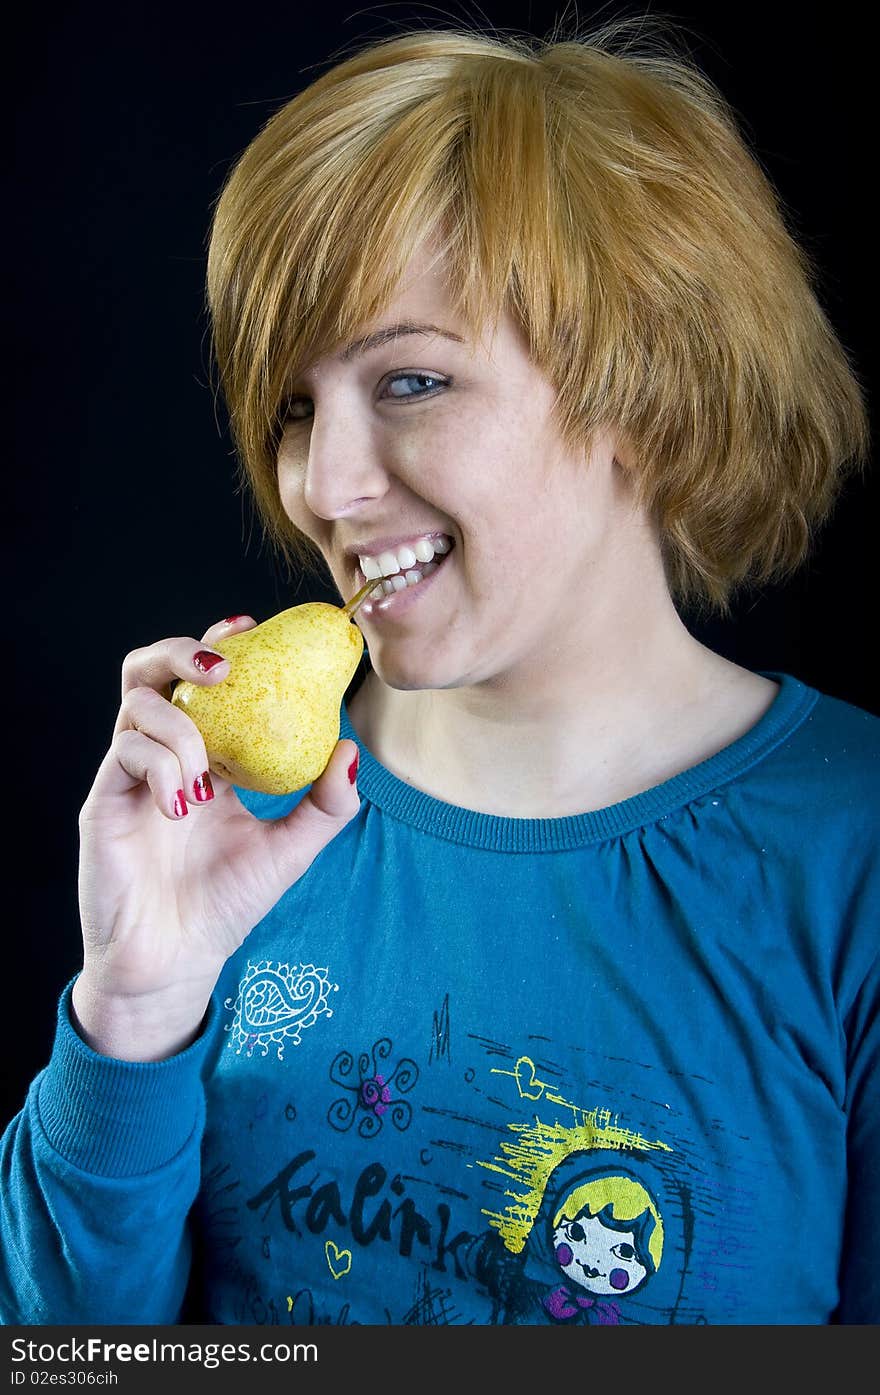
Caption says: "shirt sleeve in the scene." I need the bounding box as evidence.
[835,950,880,1323]
[0,975,217,1325]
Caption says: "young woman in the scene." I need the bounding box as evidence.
[2,19,876,1326]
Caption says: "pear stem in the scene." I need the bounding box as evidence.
[342,576,387,618]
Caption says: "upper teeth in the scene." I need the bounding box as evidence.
[359,534,452,578]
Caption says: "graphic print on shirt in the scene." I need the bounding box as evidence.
[327,1038,419,1136]
[224,959,338,1059]
[545,1172,662,1320]
[429,993,452,1065]
[205,997,764,1325]
[472,1054,678,1324]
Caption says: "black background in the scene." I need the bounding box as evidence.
[7,1,875,1126]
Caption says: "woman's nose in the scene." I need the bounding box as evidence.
[302,408,389,520]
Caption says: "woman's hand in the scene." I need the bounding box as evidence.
[72,615,361,1061]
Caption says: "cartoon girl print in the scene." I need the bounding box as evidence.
[463,1148,673,1325]
[541,1168,665,1323]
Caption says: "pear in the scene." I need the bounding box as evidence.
[170,578,383,795]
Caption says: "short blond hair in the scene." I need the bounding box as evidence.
[206,16,870,613]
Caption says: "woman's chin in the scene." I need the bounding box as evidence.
[373,666,443,693]
[367,649,456,693]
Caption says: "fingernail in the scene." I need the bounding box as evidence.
[224,615,250,624]
[193,771,214,802]
[347,751,359,785]
[193,650,225,672]
[173,790,188,818]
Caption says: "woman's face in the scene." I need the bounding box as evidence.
[276,243,641,694]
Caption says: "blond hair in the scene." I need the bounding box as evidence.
[206,15,870,613]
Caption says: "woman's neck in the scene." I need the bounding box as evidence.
[347,601,778,818]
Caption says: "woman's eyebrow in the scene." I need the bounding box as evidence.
[338,321,466,361]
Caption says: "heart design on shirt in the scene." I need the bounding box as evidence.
[514,1054,546,1100]
[325,1240,353,1280]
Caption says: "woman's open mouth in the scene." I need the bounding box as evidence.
[356,536,456,621]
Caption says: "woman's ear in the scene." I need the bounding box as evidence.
[610,430,637,475]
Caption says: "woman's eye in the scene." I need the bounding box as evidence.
[280,372,446,423]
[384,372,446,400]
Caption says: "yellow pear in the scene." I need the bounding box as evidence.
[170,578,382,795]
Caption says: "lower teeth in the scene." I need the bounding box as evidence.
[377,559,440,597]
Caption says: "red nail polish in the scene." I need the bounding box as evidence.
[173,790,188,818]
[224,615,248,624]
[193,771,214,802]
[348,751,359,785]
[193,650,225,672]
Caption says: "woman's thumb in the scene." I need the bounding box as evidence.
[265,739,362,885]
[309,738,361,817]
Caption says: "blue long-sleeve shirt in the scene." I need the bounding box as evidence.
[2,670,878,1325]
